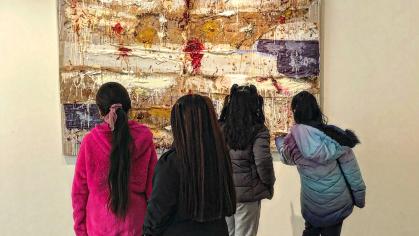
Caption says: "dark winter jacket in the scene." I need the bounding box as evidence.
[276,124,366,227]
[228,126,276,203]
[143,150,229,236]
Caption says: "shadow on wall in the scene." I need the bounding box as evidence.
[291,202,305,236]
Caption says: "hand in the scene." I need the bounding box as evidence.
[275,136,285,148]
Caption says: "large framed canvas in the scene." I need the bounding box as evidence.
[58,0,321,155]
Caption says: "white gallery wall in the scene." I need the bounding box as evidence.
[0,0,418,235]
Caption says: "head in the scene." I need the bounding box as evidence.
[219,84,265,150]
[291,91,326,126]
[96,82,132,218]
[171,94,236,222]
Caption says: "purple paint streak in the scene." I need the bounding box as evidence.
[64,104,102,130]
[256,40,320,78]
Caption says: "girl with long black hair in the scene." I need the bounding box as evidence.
[220,84,276,236]
[275,91,366,236]
[72,82,157,235]
[143,94,236,236]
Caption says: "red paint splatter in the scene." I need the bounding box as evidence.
[112,23,124,35]
[256,77,289,95]
[272,78,290,95]
[256,77,269,83]
[184,39,205,73]
[117,47,132,60]
[279,15,286,24]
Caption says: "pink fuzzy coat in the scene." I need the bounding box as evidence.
[72,121,157,236]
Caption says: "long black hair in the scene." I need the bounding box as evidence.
[291,91,326,126]
[171,94,236,222]
[291,91,360,147]
[219,84,265,150]
[96,82,132,218]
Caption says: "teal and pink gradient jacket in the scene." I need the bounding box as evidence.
[276,124,366,227]
[72,121,158,236]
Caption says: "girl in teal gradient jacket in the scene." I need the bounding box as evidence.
[275,91,366,236]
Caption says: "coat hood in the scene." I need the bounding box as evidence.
[291,124,348,162]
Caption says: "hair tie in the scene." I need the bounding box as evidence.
[104,103,123,131]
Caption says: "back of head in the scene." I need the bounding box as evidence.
[96,82,132,218]
[292,91,360,148]
[220,84,265,150]
[291,91,326,126]
[171,94,236,222]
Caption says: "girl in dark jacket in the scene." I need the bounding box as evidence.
[143,94,236,236]
[219,84,276,236]
[275,91,366,236]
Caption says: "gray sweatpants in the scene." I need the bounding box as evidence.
[226,201,261,236]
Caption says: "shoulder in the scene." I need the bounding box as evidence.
[290,124,328,141]
[155,150,179,174]
[254,125,270,139]
[79,129,96,148]
[290,124,317,134]
[158,149,177,164]
[129,120,154,144]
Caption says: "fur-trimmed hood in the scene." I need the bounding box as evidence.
[318,124,360,148]
[290,124,360,163]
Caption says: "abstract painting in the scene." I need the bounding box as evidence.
[58,0,321,155]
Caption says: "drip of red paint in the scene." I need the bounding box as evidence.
[256,77,269,83]
[272,78,289,95]
[179,0,191,29]
[184,39,205,73]
[117,47,132,59]
[279,15,286,24]
[112,23,124,35]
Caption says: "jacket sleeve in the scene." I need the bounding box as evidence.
[145,143,158,201]
[71,140,89,236]
[143,155,178,236]
[338,148,366,208]
[277,134,300,166]
[253,129,276,188]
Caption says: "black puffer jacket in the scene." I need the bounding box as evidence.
[228,126,276,202]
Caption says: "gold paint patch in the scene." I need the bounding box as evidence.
[136,27,157,46]
[202,20,221,41]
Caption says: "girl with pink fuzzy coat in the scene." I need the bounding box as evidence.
[71,82,158,236]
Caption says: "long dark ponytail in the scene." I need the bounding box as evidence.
[96,82,132,218]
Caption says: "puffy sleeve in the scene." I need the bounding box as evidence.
[277,134,301,166]
[338,148,366,208]
[143,152,179,236]
[71,139,89,236]
[253,128,276,190]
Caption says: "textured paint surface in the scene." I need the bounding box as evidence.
[257,40,320,78]
[58,0,321,155]
[64,104,102,130]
